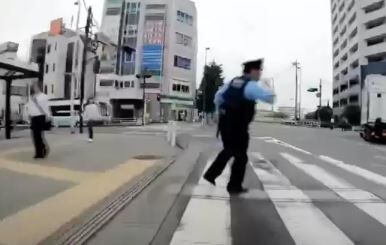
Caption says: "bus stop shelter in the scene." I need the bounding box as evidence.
[0,57,39,139]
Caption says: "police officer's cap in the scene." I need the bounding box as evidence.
[243,59,264,71]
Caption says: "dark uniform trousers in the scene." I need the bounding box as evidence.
[205,115,249,189]
[31,115,48,158]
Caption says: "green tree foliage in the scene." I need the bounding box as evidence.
[318,106,333,123]
[342,105,361,125]
[197,62,224,113]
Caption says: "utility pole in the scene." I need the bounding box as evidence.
[136,72,152,126]
[293,61,300,121]
[319,79,323,108]
[79,6,92,134]
[71,0,81,134]
[202,47,210,125]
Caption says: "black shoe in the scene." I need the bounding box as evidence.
[227,186,248,195]
[203,173,216,186]
[34,155,44,159]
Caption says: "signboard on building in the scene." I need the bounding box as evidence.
[142,15,165,79]
[49,18,63,36]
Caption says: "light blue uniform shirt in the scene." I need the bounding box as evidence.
[214,79,275,108]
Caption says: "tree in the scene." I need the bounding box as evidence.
[342,105,361,125]
[318,106,333,123]
[197,62,224,113]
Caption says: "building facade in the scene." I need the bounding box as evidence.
[331,0,386,115]
[30,19,97,101]
[98,0,197,122]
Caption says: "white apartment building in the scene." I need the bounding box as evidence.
[30,19,98,101]
[98,0,197,122]
[331,0,386,115]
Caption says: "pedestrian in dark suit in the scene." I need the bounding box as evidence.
[28,82,51,159]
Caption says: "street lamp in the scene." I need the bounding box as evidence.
[136,72,152,126]
[292,61,301,121]
[307,79,323,108]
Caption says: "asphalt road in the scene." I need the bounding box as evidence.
[88,122,386,245]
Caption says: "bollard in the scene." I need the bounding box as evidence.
[171,121,177,147]
[167,121,172,142]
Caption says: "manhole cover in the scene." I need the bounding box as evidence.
[133,155,163,160]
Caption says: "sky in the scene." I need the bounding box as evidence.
[0,0,333,110]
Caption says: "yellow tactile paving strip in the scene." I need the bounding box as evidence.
[0,158,99,183]
[0,158,157,245]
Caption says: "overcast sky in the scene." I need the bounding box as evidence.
[0,0,332,110]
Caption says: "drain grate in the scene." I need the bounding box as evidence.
[133,155,163,160]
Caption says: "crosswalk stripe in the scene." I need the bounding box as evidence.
[170,158,232,245]
[250,152,354,245]
[282,153,386,227]
[320,155,386,186]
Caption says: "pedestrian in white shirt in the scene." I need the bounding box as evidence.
[28,82,51,159]
[84,99,99,142]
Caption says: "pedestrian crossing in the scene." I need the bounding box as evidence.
[169,151,386,245]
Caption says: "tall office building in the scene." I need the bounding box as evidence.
[98,0,197,122]
[331,0,386,115]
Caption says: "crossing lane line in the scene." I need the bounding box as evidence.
[283,153,386,227]
[250,152,354,245]
[170,158,232,245]
[320,155,386,186]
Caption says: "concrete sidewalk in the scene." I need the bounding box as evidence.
[0,129,178,245]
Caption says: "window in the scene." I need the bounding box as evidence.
[177,10,193,26]
[125,81,131,88]
[120,82,124,88]
[146,4,165,9]
[172,84,177,91]
[100,80,114,86]
[115,80,119,88]
[45,64,49,73]
[55,42,57,51]
[131,81,135,87]
[44,85,48,94]
[176,32,192,47]
[106,7,120,16]
[378,93,382,98]
[53,63,55,72]
[364,1,384,14]
[51,85,54,94]
[366,17,386,30]
[47,44,51,54]
[367,37,384,46]
[174,55,191,70]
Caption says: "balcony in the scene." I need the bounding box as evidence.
[360,0,383,9]
[364,19,386,40]
[362,5,386,24]
[364,41,386,56]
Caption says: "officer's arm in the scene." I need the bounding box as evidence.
[244,81,275,104]
[214,84,229,108]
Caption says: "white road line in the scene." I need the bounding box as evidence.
[249,153,354,245]
[257,137,312,155]
[283,153,386,227]
[170,158,232,245]
[319,155,386,186]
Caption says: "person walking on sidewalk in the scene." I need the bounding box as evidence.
[204,59,275,194]
[28,82,52,159]
[84,98,99,142]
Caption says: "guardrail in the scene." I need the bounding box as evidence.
[281,120,320,128]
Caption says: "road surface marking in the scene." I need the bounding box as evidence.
[256,137,312,155]
[0,158,98,183]
[171,158,232,245]
[250,152,354,245]
[0,159,156,245]
[282,153,386,227]
[320,155,386,186]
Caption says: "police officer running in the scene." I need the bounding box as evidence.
[204,59,275,194]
